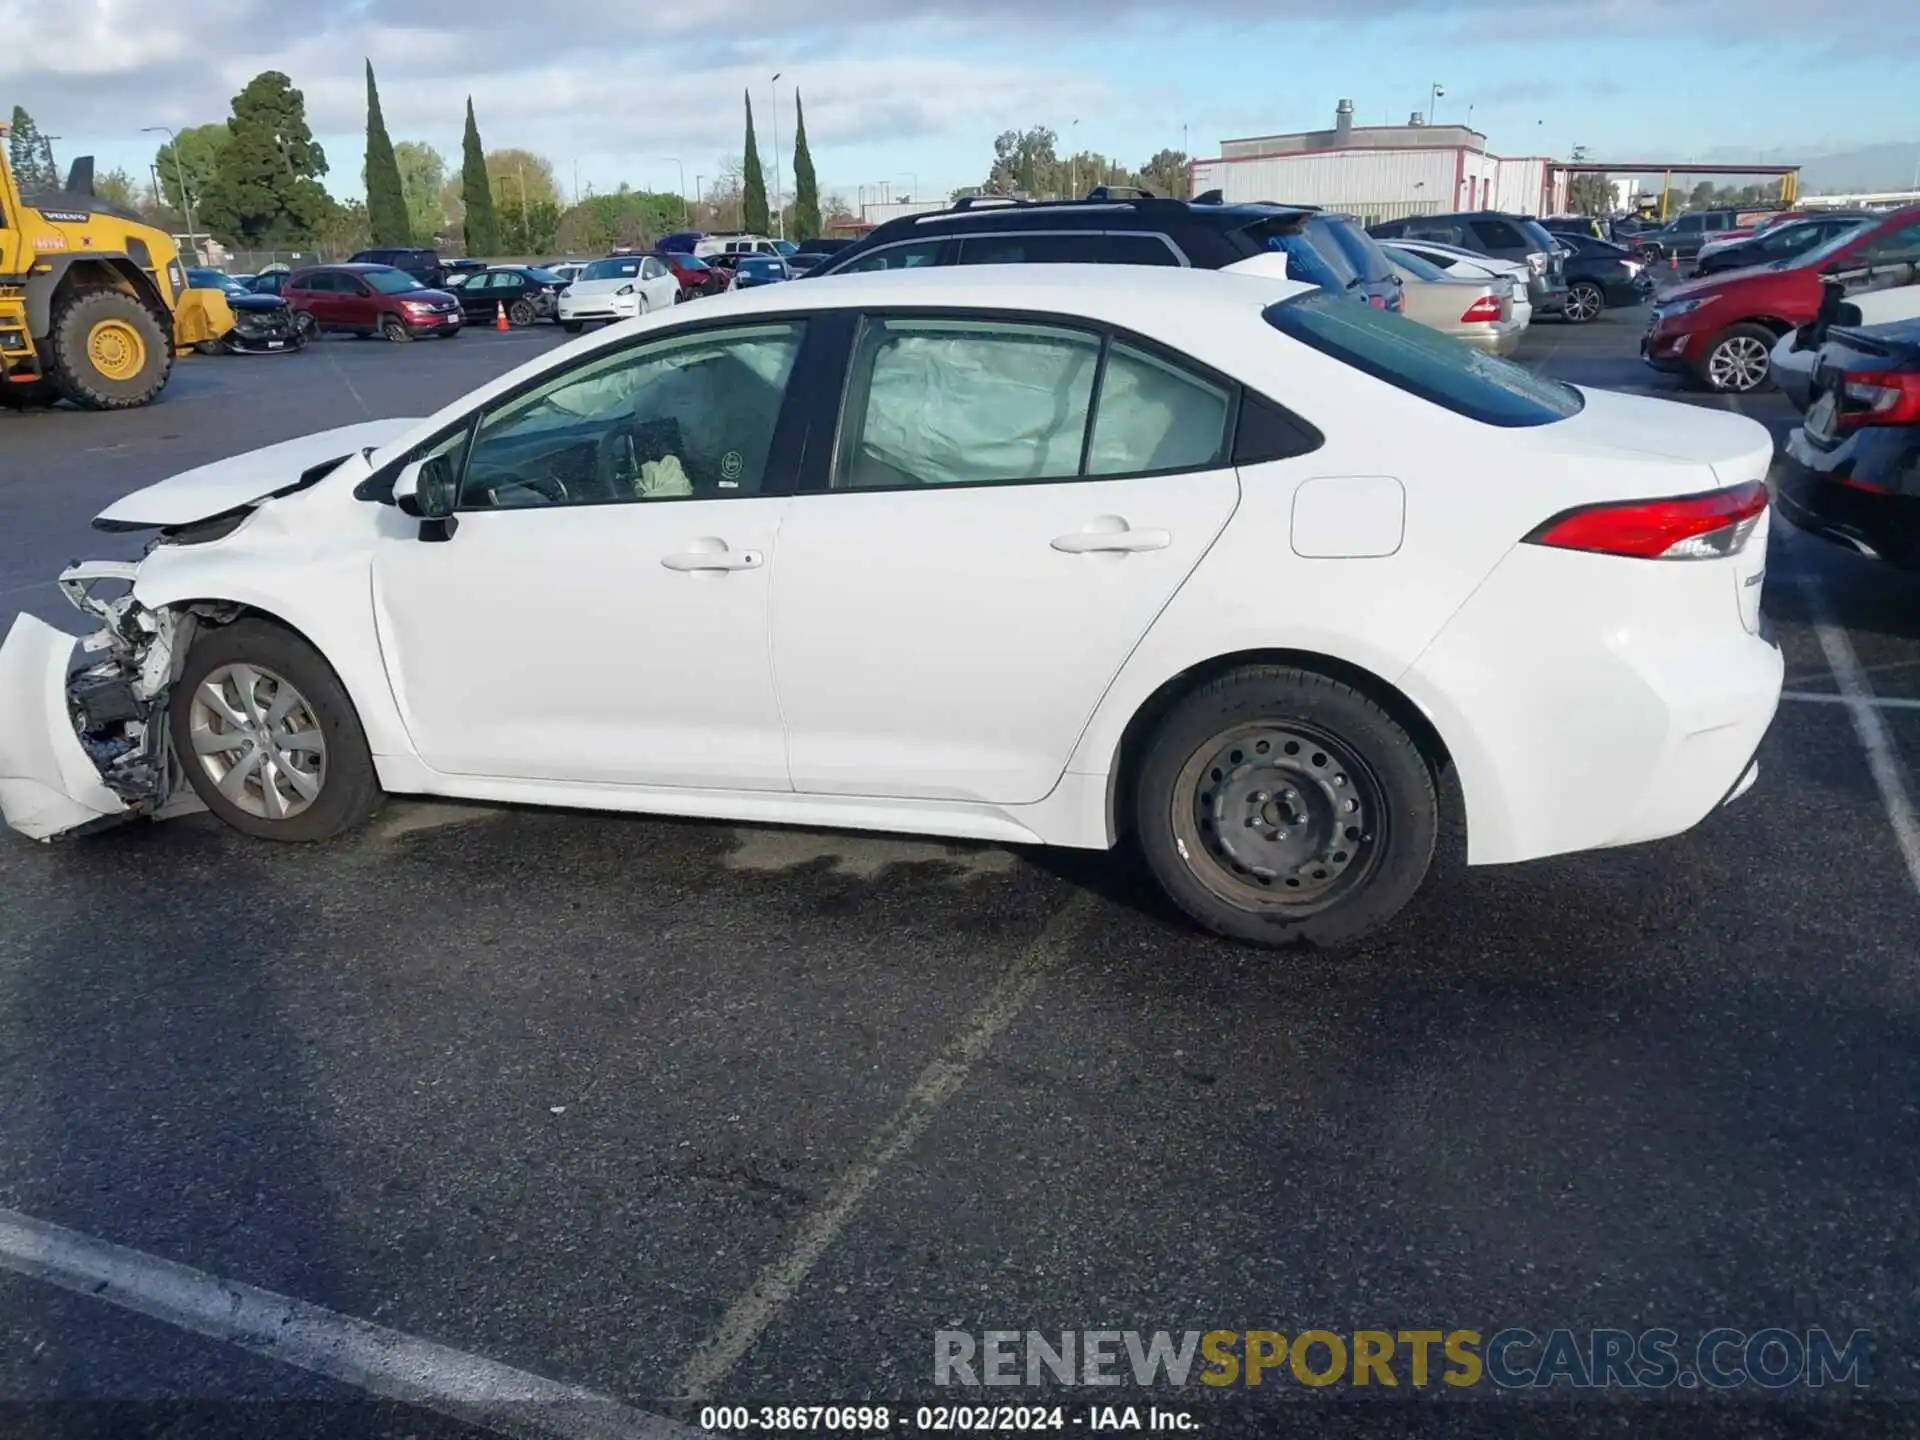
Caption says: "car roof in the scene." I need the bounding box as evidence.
[862,195,1315,240]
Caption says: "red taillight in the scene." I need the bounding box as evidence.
[1459,294,1503,324]
[1835,371,1920,429]
[1523,482,1768,560]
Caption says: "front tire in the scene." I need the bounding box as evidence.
[561,320,583,334]
[47,288,172,409]
[1132,666,1437,948]
[292,311,319,343]
[1562,280,1605,324]
[1700,323,1777,393]
[381,316,413,344]
[169,618,383,842]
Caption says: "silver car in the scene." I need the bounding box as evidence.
[1382,247,1525,356]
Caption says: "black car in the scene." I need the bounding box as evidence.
[808,191,1408,314]
[183,269,304,354]
[1628,208,1776,266]
[451,267,567,325]
[1540,215,1607,242]
[1693,212,1877,277]
[1368,211,1569,315]
[786,237,858,276]
[1777,316,1920,569]
[1551,232,1656,322]
[348,246,448,288]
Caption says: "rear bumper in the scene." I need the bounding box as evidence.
[1459,324,1523,356]
[1775,438,1920,569]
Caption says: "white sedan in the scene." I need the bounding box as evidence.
[0,266,1782,947]
[1376,237,1535,329]
[556,254,679,331]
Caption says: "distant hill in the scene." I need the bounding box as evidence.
[1694,142,1920,195]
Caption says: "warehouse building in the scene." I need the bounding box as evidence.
[1188,100,1565,222]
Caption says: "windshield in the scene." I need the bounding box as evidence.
[1518,219,1559,254]
[1265,290,1583,427]
[583,258,643,281]
[364,268,425,294]
[1789,223,1874,270]
[1313,216,1394,283]
[674,254,709,270]
[523,268,564,284]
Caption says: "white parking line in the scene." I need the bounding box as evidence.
[1790,566,1920,897]
[1782,691,1920,712]
[669,890,1097,1402]
[0,1207,705,1440]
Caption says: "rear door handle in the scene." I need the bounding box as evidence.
[1051,527,1171,554]
[662,547,764,572]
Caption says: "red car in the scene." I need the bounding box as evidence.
[284,263,463,343]
[659,251,725,299]
[1642,205,1920,393]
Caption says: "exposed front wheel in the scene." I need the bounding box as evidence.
[168,618,383,842]
[508,298,537,327]
[1133,666,1438,947]
[381,316,412,343]
[1562,280,1605,324]
[1700,324,1777,393]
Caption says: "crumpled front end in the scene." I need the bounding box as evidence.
[0,562,190,841]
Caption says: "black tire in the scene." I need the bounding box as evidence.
[561,320,583,334]
[292,311,319,342]
[1699,322,1778,394]
[1132,666,1438,948]
[168,617,383,843]
[381,315,412,344]
[0,377,62,409]
[508,298,537,327]
[1562,280,1606,324]
[289,332,310,353]
[46,288,172,409]
[193,339,224,357]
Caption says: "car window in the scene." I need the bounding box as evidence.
[1861,222,1920,265]
[1469,219,1520,250]
[955,233,1180,266]
[1086,343,1230,476]
[298,273,334,293]
[835,240,945,273]
[365,268,424,294]
[583,257,643,281]
[1314,217,1394,283]
[1265,290,1583,428]
[1673,215,1702,234]
[834,317,1100,489]
[460,322,805,510]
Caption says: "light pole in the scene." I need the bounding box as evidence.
[663,157,687,224]
[143,125,196,261]
[769,72,784,240]
[1427,83,1444,125]
[1069,119,1079,198]
[896,172,917,201]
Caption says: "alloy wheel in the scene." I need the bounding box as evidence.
[1707,334,1771,392]
[187,663,328,822]
[1564,283,1603,323]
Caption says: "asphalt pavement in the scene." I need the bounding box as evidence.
[1,306,1918,1440]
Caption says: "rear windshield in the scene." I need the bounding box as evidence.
[1517,219,1559,254]
[1265,290,1584,427]
[1312,215,1395,284]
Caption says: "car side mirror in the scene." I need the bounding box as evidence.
[393,457,459,541]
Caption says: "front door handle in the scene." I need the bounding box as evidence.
[1051,524,1171,554]
[662,544,764,572]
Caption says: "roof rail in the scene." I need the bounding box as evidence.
[951,195,1029,211]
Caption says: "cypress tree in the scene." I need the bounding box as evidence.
[460,98,498,257]
[364,62,410,245]
[790,91,820,242]
[741,92,770,236]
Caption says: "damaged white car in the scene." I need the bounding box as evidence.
[0,266,1783,947]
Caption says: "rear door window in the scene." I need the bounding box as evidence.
[1469,219,1523,252]
[955,232,1180,266]
[835,240,947,273]
[1265,290,1583,427]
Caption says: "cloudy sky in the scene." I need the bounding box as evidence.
[5,0,1917,206]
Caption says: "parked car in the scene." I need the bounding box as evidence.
[1642,205,1920,392]
[1377,238,1533,328]
[544,262,589,288]
[1776,317,1920,568]
[1551,232,1655,323]
[730,254,791,289]
[786,237,858,276]
[183,269,303,356]
[556,253,680,331]
[185,267,251,300]
[1630,209,1779,266]
[811,193,1406,313]
[1379,246,1523,353]
[695,232,779,258]
[0,265,1780,954]
[444,258,488,276]
[247,271,291,296]
[656,231,706,255]
[284,264,463,343]
[1771,272,1920,410]
[1540,216,1607,242]
[1368,212,1568,316]
[1693,212,1875,277]
[347,247,448,289]
[660,251,724,298]
[453,267,566,326]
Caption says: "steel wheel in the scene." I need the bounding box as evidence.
[1563,281,1604,323]
[1706,332,1771,392]
[1170,721,1385,916]
[187,663,327,822]
[86,317,148,381]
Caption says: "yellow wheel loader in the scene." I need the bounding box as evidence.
[1,125,232,410]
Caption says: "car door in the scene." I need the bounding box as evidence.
[770,311,1241,805]
[371,317,819,788]
[337,273,378,329]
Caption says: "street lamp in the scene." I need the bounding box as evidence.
[663,156,687,225]
[1069,118,1079,198]
[1428,83,1444,125]
[769,72,784,240]
[142,125,196,262]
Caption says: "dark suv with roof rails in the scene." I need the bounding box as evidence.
[805,188,1405,313]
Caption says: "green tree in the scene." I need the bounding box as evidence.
[1566,173,1612,216]
[95,167,138,209]
[460,98,498,256]
[363,60,409,244]
[7,106,58,192]
[987,126,1060,197]
[790,90,820,241]
[153,123,228,215]
[741,92,770,235]
[1139,148,1188,199]
[484,148,558,210]
[199,71,331,247]
[395,142,448,242]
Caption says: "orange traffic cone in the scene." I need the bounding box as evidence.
[495,301,510,331]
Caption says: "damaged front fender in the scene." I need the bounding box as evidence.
[0,562,200,842]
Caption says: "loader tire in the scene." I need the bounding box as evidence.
[47,289,173,410]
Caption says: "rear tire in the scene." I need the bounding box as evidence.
[1132,666,1438,948]
[168,618,383,843]
[508,298,537,327]
[46,288,172,409]
[1562,280,1605,324]
[1699,323,1778,394]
